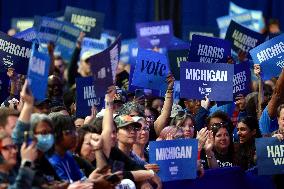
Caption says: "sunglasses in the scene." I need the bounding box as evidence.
[122,125,141,132]
[140,127,150,132]
[145,115,155,121]
[210,122,228,131]
[1,144,18,151]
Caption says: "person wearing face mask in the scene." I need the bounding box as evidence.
[11,80,67,188]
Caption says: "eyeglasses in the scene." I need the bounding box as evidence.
[63,129,77,136]
[1,144,18,151]
[140,127,150,132]
[176,111,193,120]
[122,125,141,132]
[34,130,53,135]
[145,115,155,121]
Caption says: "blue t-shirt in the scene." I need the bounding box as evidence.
[259,106,279,135]
[47,151,86,183]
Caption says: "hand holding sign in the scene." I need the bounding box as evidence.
[144,164,160,173]
[20,80,34,106]
[105,85,116,102]
[254,64,261,78]
[272,133,284,141]
[166,73,175,90]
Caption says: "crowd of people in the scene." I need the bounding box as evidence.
[0,14,283,189]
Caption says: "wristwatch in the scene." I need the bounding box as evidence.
[21,160,34,168]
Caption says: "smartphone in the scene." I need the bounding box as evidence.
[135,89,144,99]
[24,131,33,146]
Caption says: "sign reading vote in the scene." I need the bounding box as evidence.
[132,49,169,92]
[180,62,234,101]
[189,35,231,63]
[225,21,265,53]
[136,20,173,48]
[256,137,284,175]
[76,77,103,118]
[34,16,81,63]
[249,33,284,80]
[0,31,32,75]
[64,6,104,39]
[149,139,198,182]
[167,48,189,80]
[90,35,121,97]
[233,62,251,97]
[27,44,50,101]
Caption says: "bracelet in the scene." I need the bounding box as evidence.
[148,169,155,178]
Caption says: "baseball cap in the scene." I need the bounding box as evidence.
[114,115,142,129]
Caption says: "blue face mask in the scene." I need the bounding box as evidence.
[35,134,54,152]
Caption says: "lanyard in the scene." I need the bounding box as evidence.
[61,160,73,183]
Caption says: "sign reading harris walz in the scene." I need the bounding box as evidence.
[64,6,104,39]
[249,33,284,81]
[149,139,198,182]
[180,62,234,101]
[225,20,265,53]
[256,137,284,175]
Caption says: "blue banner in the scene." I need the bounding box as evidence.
[149,139,198,182]
[225,21,265,54]
[256,137,284,175]
[0,72,10,104]
[75,76,104,118]
[249,33,284,80]
[132,49,170,92]
[90,35,121,97]
[34,16,81,63]
[229,2,265,32]
[136,20,173,48]
[64,6,104,39]
[0,31,32,75]
[27,44,50,101]
[11,18,34,32]
[233,62,251,97]
[188,35,231,63]
[180,62,234,101]
[167,48,189,80]
[217,12,254,38]
[14,27,38,43]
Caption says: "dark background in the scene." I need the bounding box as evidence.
[1,0,283,39]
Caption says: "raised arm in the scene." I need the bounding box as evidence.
[254,64,264,119]
[101,86,116,158]
[154,74,174,136]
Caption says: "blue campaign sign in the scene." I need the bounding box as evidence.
[14,27,38,43]
[27,44,50,101]
[182,25,219,41]
[256,137,284,175]
[217,12,254,38]
[229,2,265,32]
[149,139,198,182]
[132,49,170,92]
[180,62,234,101]
[168,37,190,50]
[34,16,81,63]
[188,35,231,63]
[0,31,32,75]
[0,72,10,104]
[80,37,108,59]
[233,62,251,97]
[75,77,104,118]
[90,35,121,97]
[136,20,174,48]
[64,6,104,39]
[249,33,284,80]
[225,21,265,54]
[167,48,189,80]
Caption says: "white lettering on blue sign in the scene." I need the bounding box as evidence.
[256,42,284,63]
[267,145,284,165]
[176,57,187,67]
[233,71,247,93]
[156,146,192,161]
[140,25,170,37]
[197,44,224,60]
[0,39,31,58]
[232,30,258,48]
[30,57,46,76]
[186,69,227,82]
[71,14,96,27]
